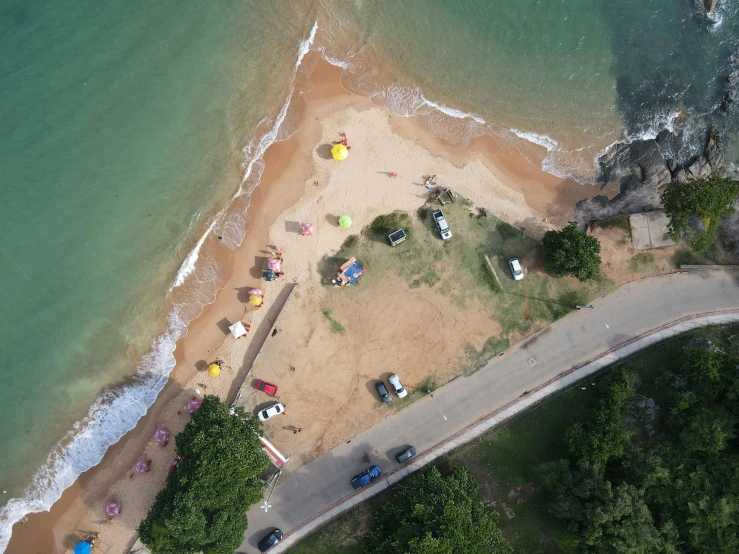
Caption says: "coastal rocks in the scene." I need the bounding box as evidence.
[721,199,739,254]
[702,0,718,13]
[720,52,739,115]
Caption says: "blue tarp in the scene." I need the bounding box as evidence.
[343,261,364,284]
[74,542,92,554]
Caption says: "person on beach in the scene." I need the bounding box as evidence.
[391,172,397,178]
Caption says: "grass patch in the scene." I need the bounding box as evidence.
[322,309,345,335]
[369,211,412,238]
[342,235,359,250]
[463,336,511,375]
[417,374,438,392]
[671,245,720,268]
[596,215,631,234]
[629,251,655,272]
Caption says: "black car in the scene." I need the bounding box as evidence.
[375,381,392,403]
[396,446,417,463]
[258,528,283,552]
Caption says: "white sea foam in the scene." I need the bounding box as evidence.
[0,21,319,554]
[509,128,559,151]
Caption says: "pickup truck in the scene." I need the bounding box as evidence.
[350,465,381,490]
[432,209,452,240]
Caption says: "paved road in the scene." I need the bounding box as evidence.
[238,271,739,553]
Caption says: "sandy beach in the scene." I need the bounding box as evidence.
[7,58,640,554]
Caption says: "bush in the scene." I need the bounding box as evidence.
[369,211,412,236]
[542,222,602,281]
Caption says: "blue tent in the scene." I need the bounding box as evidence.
[74,541,92,554]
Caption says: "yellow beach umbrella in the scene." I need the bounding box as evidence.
[249,295,263,307]
[331,143,348,160]
[208,363,221,377]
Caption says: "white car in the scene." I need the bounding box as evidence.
[508,258,524,281]
[258,402,285,421]
[432,209,452,240]
[388,374,408,398]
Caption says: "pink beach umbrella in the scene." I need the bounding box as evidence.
[152,427,170,447]
[133,459,151,474]
[300,222,314,236]
[248,288,264,297]
[267,258,282,272]
[105,501,121,518]
[186,398,202,414]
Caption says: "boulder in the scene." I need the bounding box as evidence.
[672,168,687,183]
[705,124,723,170]
[684,155,712,180]
[703,0,718,13]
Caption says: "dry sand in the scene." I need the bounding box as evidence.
[7,59,605,554]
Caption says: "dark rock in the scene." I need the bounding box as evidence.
[666,159,678,173]
[705,124,723,171]
[673,168,687,183]
[684,155,712,180]
[702,0,718,13]
[689,213,707,233]
[720,53,739,114]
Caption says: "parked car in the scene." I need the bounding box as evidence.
[258,402,285,421]
[375,381,392,403]
[257,528,283,552]
[388,374,408,398]
[254,379,278,396]
[431,209,452,240]
[351,465,382,490]
[396,446,417,463]
[508,258,524,281]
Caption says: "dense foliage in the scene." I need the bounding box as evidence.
[541,349,739,553]
[661,176,738,252]
[542,222,602,281]
[369,211,412,237]
[364,466,512,554]
[138,396,269,554]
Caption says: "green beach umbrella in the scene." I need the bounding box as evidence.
[338,215,352,229]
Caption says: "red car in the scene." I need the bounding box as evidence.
[255,379,278,396]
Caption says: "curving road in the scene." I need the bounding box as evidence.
[238,271,739,553]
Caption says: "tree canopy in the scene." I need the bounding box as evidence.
[364,466,512,554]
[661,176,738,252]
[542,222,602,281]
[541,349,739,553]
[138,395,269,554]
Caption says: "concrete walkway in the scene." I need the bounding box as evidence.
[238,271,739,553]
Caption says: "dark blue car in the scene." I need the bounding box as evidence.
[350,465,381,490]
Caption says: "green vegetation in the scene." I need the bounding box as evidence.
[139,396,268,554]
[368,211,413,238]
[630,251,655,272]
[661,176,739,252]
[322,309,346,335]
[596,215,631,235]
[542,222,602,281]
[365,466,512,554]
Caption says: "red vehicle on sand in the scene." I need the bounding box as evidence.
[255,379,278,396]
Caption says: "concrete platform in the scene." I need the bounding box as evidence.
[629,211,675,250]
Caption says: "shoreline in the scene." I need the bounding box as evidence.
[6,57,592,553]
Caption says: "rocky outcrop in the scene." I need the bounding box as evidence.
[702,0,718,13]
[720,52,739,115]
[575,125,724,228]
[722,198,739,254]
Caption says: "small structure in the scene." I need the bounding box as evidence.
[186,398,202,413]
[331,143,348,160]
[388,229,407,246]
[133,459,151,474]
[152,427,170,447]
[337,257,365,286]
[105,501,121,518]
[228,321,249,339]
[267,258,282,272]
[259,436,289,468]
[300,222,314,236]
[629,211,676,250]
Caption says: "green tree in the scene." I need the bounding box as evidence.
[364,466,512,554]
[138,396,269,554]
[661,176,739,252]
[542,222,602,281]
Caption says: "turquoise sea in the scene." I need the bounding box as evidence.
[2,0,738,548]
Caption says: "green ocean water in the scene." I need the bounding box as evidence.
[3,0,739,548]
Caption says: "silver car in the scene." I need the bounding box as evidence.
[388,374,408,398]
[508,258,524,281]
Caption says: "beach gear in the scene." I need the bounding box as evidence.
[152,427,170,447]
[249,295,263,307]
[248,288,264,297]
[338,215,352,228]
[337,257,365,286]
[229,321,249,338]
[133,459,150,474]
[331,143,348,160]
[300,222,314,235]
[267,258,282,272]
[105,501,121,518]
[262,268,276,281]
[186,398,202,413]
[74,541,92,554]
[208,363,221,376]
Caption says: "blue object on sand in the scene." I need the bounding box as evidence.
[74,541,92,554]
[343,261,364,284]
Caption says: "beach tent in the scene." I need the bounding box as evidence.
[229,321,248,338]
[152,427,170,447]
[300,222,314,236]
[262,269,276,281]
[74,541,92,554]
[248,288,264,297]
[133,459,150,474]
[338,257,365,286]
[338,215,352,228]
[249,295,263,307]
[105,501,121,518]
[208,363,221,377]
[186,398,202,413]
[267,258,282,272]
[331,143,348,160]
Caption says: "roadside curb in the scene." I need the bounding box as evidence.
[270,309,739,553]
